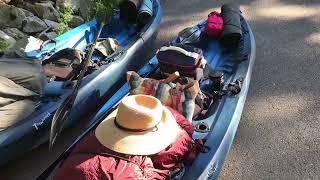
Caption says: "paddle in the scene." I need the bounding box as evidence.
[49,15,106,150]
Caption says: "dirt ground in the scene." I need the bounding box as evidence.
[1,0,320,179]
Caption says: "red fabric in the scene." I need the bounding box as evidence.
[166,106,194,135]
[151,107,197,170]
[54,106,198,180]
[54,132,169,180]
[205,11,223,37]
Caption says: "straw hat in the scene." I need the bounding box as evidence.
[95,95,182,155]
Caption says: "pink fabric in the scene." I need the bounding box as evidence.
[205,11,223,37]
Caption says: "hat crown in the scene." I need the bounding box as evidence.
[95,94,181,155]
[116,95,163,131]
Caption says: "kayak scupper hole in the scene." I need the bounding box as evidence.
[199,124,207,131]
[195,122,210,133]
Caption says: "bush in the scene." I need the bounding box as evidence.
[0,39,9,52]
[55,6,74,35]
[87,0,119,22]
[55,1,118,36]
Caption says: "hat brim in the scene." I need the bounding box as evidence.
[95,106,182,155]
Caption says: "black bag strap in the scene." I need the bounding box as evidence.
[42,48,82,66]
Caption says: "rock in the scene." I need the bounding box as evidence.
[13,36,43,57]
[70,15,84,27]
[34,2,59,21]
[39,32,57,41]
[0,0,11,4]
[2,28,27,40]
[0,4,26,29]
[79,0,93,20]
[9,0,23,6]
[22,16,48,33]
[43,19,59,30]
[39,0,55,6]
[20,8,34,17]
[56,0,80,12]
[16,1,37,15]
[0,30,16,53]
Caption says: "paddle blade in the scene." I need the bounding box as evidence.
[49,95,74,150]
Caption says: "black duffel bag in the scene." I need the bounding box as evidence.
[42,48,83,81]
[120,0,143,23]
[220,3,242,46]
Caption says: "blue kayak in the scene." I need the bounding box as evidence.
[38,13,255,179]
[0,0,161,166]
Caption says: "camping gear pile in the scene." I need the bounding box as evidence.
[55,95,202,179]
[43,3,253,180]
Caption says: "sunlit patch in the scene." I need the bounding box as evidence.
[306,32,320,44]
[257,5,319,20]
[246,94,314,122]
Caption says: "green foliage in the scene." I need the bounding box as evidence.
[87,0,119,22]
[55,6,74,35]
[0,39,9,52]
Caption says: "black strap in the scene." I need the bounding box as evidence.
[227,78,243,95]
[193,139,210,153]
[40,39,59,52]
[168,163,185,179]
[114,118,160,132]
[42,48,80,65]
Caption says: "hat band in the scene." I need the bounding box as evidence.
[114,118,160,132]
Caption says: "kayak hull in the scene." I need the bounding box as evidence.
[184,17,256,179]
[0,0,161,166]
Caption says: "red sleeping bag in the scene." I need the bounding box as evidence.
[54,107,200,180]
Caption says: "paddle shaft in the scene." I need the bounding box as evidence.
[72,22,105,95]
[49,21,105,150]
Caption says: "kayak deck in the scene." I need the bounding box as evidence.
[89,15,255,180]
